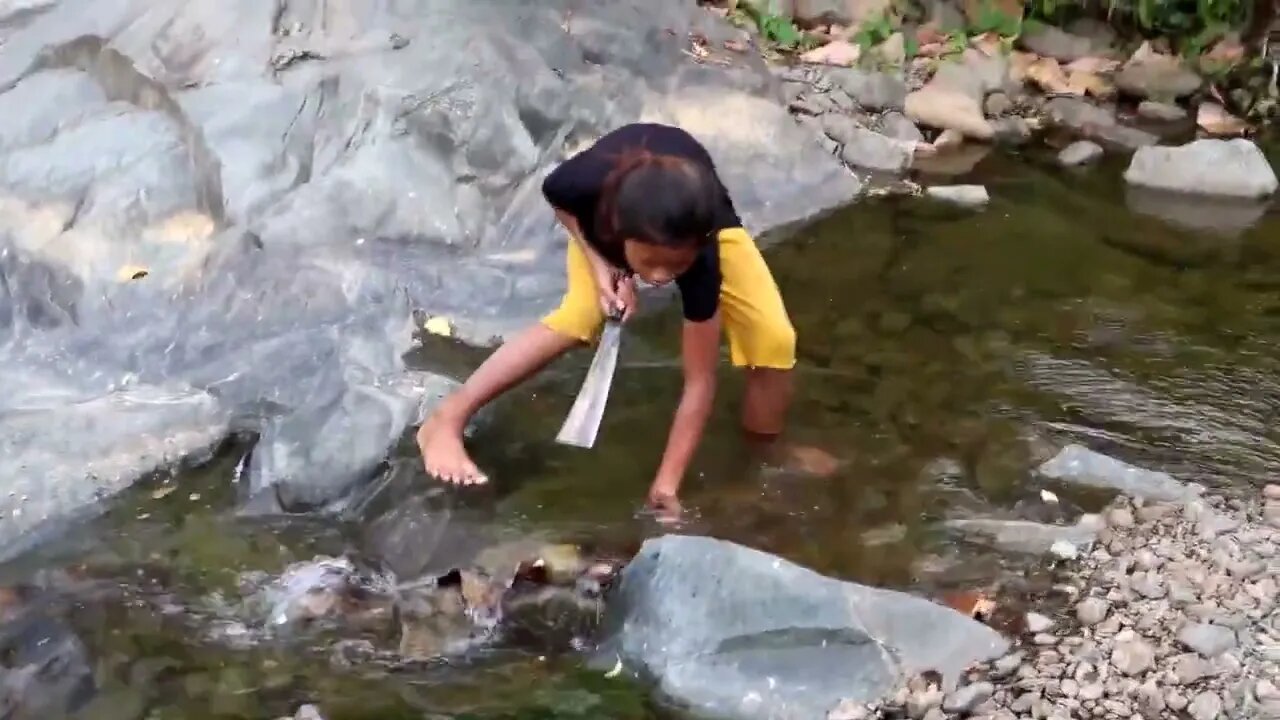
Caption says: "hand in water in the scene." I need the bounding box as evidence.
[646,485,683,525]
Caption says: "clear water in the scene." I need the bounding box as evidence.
[2,142,1279,719]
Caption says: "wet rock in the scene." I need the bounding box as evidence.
[925,185,989,208]
[944,681,994,713]
[1137,100,1187,122]
[990,116,1033,146]
[1043,98,1159,152]
[1124,139,1279,199]
[1058,140,1104,167]
[1178,622,1237,658]
[0,611,96,719]
[595,535,1009,720]
[1264,484,1280,501]
[879,112,925,143]
[1188,690,1223,720]
[1037,444,1193,502]
[1106,508,1135,528]
[294,706,325,720]
[828,68,908,112]
[840,128,915,173]
[945,516,1099,557]
[904,52,1001,140]
[984,92,1013,117]
[1111,635,1155,675]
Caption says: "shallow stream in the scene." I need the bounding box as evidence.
[2,142,1279,719]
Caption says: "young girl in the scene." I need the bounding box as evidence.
[416,122,797,515]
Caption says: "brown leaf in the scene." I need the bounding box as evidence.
[1026,56,1072,94]
[970,31,1003,58]
[1065,56,1121,74]
[1196,101,1249,136]
[799,39,861,67]
[1067,70,1114,99]
[915,22,946,46]
[1204,36,1245,66]
[723,38,749,53]
[917,42,947,58]
[939,589,998,621]
[1008,51,1038,84]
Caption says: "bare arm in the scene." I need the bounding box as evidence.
[648,313,721,505]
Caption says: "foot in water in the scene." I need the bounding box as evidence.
[416,412,488,485]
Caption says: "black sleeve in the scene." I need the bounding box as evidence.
[675,245,721,323]
[541,152,599,222]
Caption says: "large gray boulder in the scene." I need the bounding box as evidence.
[594,535,1010,720]
[0,0,859,558]
[1123,139,1279,199]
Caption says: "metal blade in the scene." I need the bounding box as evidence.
[555,321,622,448]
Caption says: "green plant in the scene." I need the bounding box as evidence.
[732,5,817,52]
[969,0,1024,36]
[853,12,897,52]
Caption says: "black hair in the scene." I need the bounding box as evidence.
[595,150,720,252]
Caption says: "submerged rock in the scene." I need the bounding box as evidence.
[595,535,1009,720]
[925,185,989,208]
[945,515,1101,557]
[1058,140,1104,167]
[1037,444,1194,501]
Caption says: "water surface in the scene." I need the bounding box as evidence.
[3,143,1279,719]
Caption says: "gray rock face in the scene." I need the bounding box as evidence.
[1124,139,1279,199]
[595,535,1010,720]
[1037,444,1194,502]
[0,0,860,557]
[827,68,907,112]
[840,128,913,173]
[1044,98,1158,151]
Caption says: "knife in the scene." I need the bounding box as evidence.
[555,312,623,449]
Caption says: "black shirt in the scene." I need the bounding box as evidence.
[541,123,741,323]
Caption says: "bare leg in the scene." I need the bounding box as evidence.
[418,323,580,485]
[740,368,838,477]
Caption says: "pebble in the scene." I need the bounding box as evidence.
[992,652,1023,678]
[1111,636,1155,675]
[1078,683,1104,701]
[921,708,946,720]
[943,682,994,713]
[924,185,990,209]
[1058,140,1104,167]
[1264,484,1280,501]
[1256,679,1280,701]
[1178,622,1237,658]
[1172,652,1209,684]
[1106,507,1135,528]
[1026,612,1055,633]
[1034,633,1058,646]
[1166,689,1189,711]
[1076,597,1110,626]
[1060,678,1079,697]
[1188,690,1223,720]
[907,687,943,718]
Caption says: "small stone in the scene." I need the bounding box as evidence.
[925,185,990,208]
[944,682,995,714]
[1057,139,1102,168]
[1011,693,1038,712]
[921,708,946,720]
[1111,636,1155,676]
[1061,679,1080,698]
[1137,100,1187,122]
[1172,652,1209,684]
[907,687,944,718]
[984,92,1013,117]
[1178,622,1237,658]
[1264,484,1280,501]
[1050,539,1079,559]
[1034,633,1058,646]
[992,652,1023,678]
[1106,507,1135,528]
[1188,690,1222,720]
[1256,679,1280,701]
[1026,612,1056,633]
[295,706,325,720]
[1077,597,1110,626]
[1079,683,1104,701]
[1166,689,1189,711]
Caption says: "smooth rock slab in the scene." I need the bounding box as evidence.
[1124,139,1279,199]
[595,535,1009,720]
[1037,444,1193,502]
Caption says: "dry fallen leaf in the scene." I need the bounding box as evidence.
[117,264,150,282]
[970,31,1003,57]
[1067,69,1114,99]
[424,316,453,337]
[1008,51,1038,84]
[799,39,861,67]
[1065,56,1120,74]
[1026,57,1072,94]
[939,590,998,621]
[151,485,177,500]
[1203,36,1245,67]
[1197,101,1249,136]
[915,22,946,46]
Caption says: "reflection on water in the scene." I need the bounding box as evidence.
[2,144,1279,719]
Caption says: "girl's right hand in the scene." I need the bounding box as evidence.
[593,265,633,321]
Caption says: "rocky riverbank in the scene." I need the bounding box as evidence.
[701,0,1279,207]
[827,482,1280,720]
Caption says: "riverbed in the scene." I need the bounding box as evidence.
[1,142,1277,720]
